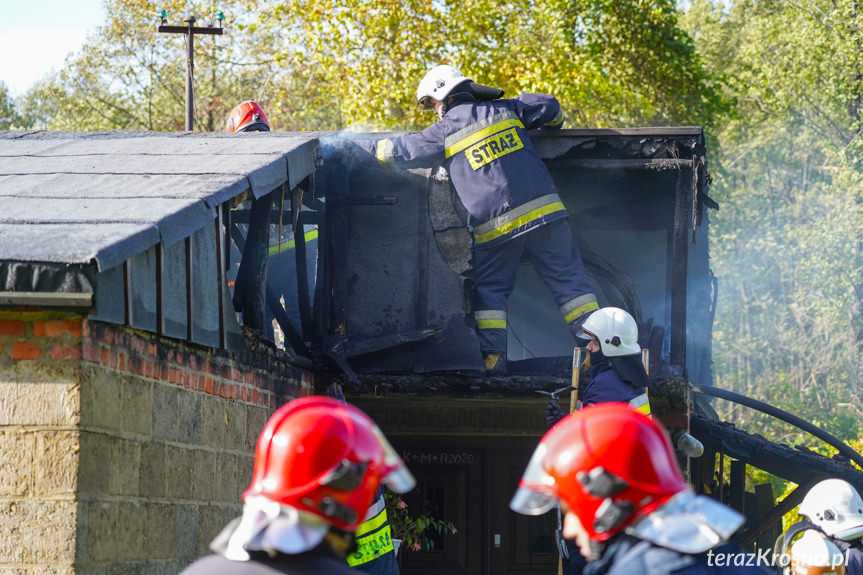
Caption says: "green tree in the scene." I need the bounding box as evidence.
[22,0,724,132]
[0,81,30,129]
[681,0,863,441]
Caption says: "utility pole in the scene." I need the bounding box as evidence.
[158,11,223,131]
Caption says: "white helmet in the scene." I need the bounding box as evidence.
[416,65,469,110]
[788,530,846,575]
[577,306,640,357]
[799,479,863,540]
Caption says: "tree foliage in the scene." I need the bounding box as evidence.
[0,81,30,129]
[20,0,724,131]
[681,0,863,441]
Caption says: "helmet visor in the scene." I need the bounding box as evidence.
[371,424,417,494]
[510,485,558,516]
[509,443,559,515]
[417,95,434,111]
[576,328,597,341]
[383,466,417,494]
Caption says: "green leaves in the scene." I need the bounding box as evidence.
[683,0,863,442]
[18,0,723,132]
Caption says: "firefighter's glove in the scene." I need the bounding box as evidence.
[545,397,566,429]
[319,137,360,163]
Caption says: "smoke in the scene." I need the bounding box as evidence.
[318,128,376,170]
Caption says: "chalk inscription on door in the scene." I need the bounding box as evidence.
[401,451,476,465]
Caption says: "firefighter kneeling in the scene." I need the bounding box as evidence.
[180,396,415,575]
[510,403,769,574]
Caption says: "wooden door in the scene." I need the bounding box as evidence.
[486,447,558,575]
[394,438,558,575]
[397,446,483,574]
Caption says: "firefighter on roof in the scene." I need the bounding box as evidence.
[179,396,415,575]
[511,404,769,574]
[353,64,598,375]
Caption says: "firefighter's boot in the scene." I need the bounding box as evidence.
[483,352,507,376]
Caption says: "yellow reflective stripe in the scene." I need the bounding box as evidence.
[476,310,506,330]
[444,111,520,153]
[563,301,599,324]
[473,194,563,238]
[474,201,567,244]
[376,139,392,165]
[347,522,394,566]
[560,294,597,320]
[629,393,651,416]
[445,117,525,158]
[545,109,564,127]
[355,507,388,537]
[268,229,319,256]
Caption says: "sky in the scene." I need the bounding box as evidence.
[0,0,107,96]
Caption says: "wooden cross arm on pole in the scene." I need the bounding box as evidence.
[158,25,223,35]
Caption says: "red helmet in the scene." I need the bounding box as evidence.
[510,403,688,541]
[244,396,415,532]
[226,100,270,133]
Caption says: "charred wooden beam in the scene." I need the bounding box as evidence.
[293,184,314,341]
[693,385,863,469]
[329,196,399,206]
[669,162,692,370]
[546,158,695,170]
[733,480,818,548]
[215,205,227,349]
[349,372,572,396]
[690,415,863,491]
[343,327,440,357]
[231,192,272,333]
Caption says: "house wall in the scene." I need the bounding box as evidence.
[0,310,313,574]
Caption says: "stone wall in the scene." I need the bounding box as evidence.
[0,310,313,574]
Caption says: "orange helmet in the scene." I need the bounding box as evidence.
[244,396,415,532]
[510,403,688,541]
[226,100,270,133]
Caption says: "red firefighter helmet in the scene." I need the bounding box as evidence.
[244,396,415,532]
[226,100,270,133]
[510,403,688,541]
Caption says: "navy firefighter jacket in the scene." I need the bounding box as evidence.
[356,94,567,247]
[582,352,646,407]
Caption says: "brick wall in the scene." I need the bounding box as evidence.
[0,309,314,574]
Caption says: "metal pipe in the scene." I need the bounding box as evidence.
[692,385,863,469]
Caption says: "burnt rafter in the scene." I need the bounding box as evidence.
[693,385,863,469]
[690,415,863,491]
[229,202,311,359]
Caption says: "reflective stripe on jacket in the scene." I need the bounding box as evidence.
[628,392,652,417]
[357,94,569,247]
[346,494,395,568]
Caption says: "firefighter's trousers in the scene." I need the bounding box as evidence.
[471,219,597,354]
